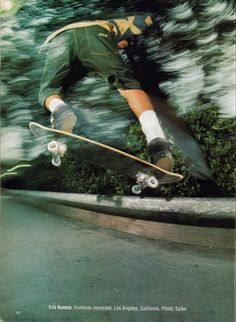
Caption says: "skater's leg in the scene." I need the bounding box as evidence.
[119,88,172,171]
[39,31,78,132]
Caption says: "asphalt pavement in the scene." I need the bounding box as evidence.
[0,195,234,322]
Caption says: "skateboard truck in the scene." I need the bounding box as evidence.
[47,140,67,167]
[132,172,159,195]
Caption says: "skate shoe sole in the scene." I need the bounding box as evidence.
[155,155,173,172]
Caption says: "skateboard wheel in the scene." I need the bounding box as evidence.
[48,140,59,153]
[59,143,67,156]
[52,156,61,167]
[132,185,142,195]
[146,176,159,188]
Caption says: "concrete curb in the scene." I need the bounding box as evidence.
[42,201,236,249]
[7,190,235,228]
[4,190,235,249]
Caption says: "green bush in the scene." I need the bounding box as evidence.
[184,105,235,196]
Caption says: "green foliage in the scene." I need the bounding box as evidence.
[8,152,131,195]
[60,152,131,195]
[184,105,235,196]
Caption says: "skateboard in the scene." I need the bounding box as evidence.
[29,122,183,194]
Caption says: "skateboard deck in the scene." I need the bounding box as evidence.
[29,122,183,194]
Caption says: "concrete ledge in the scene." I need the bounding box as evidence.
[4,190,235,248]
[6,190,236,228]
[23,199,236,249]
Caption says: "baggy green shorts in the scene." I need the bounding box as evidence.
[39,25,141,106]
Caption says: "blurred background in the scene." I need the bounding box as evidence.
[1,0,235,196]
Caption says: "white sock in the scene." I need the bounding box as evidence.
[48,98,65,113]
[139,110,166,144]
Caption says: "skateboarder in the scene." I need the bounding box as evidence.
[39,14,172,171]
